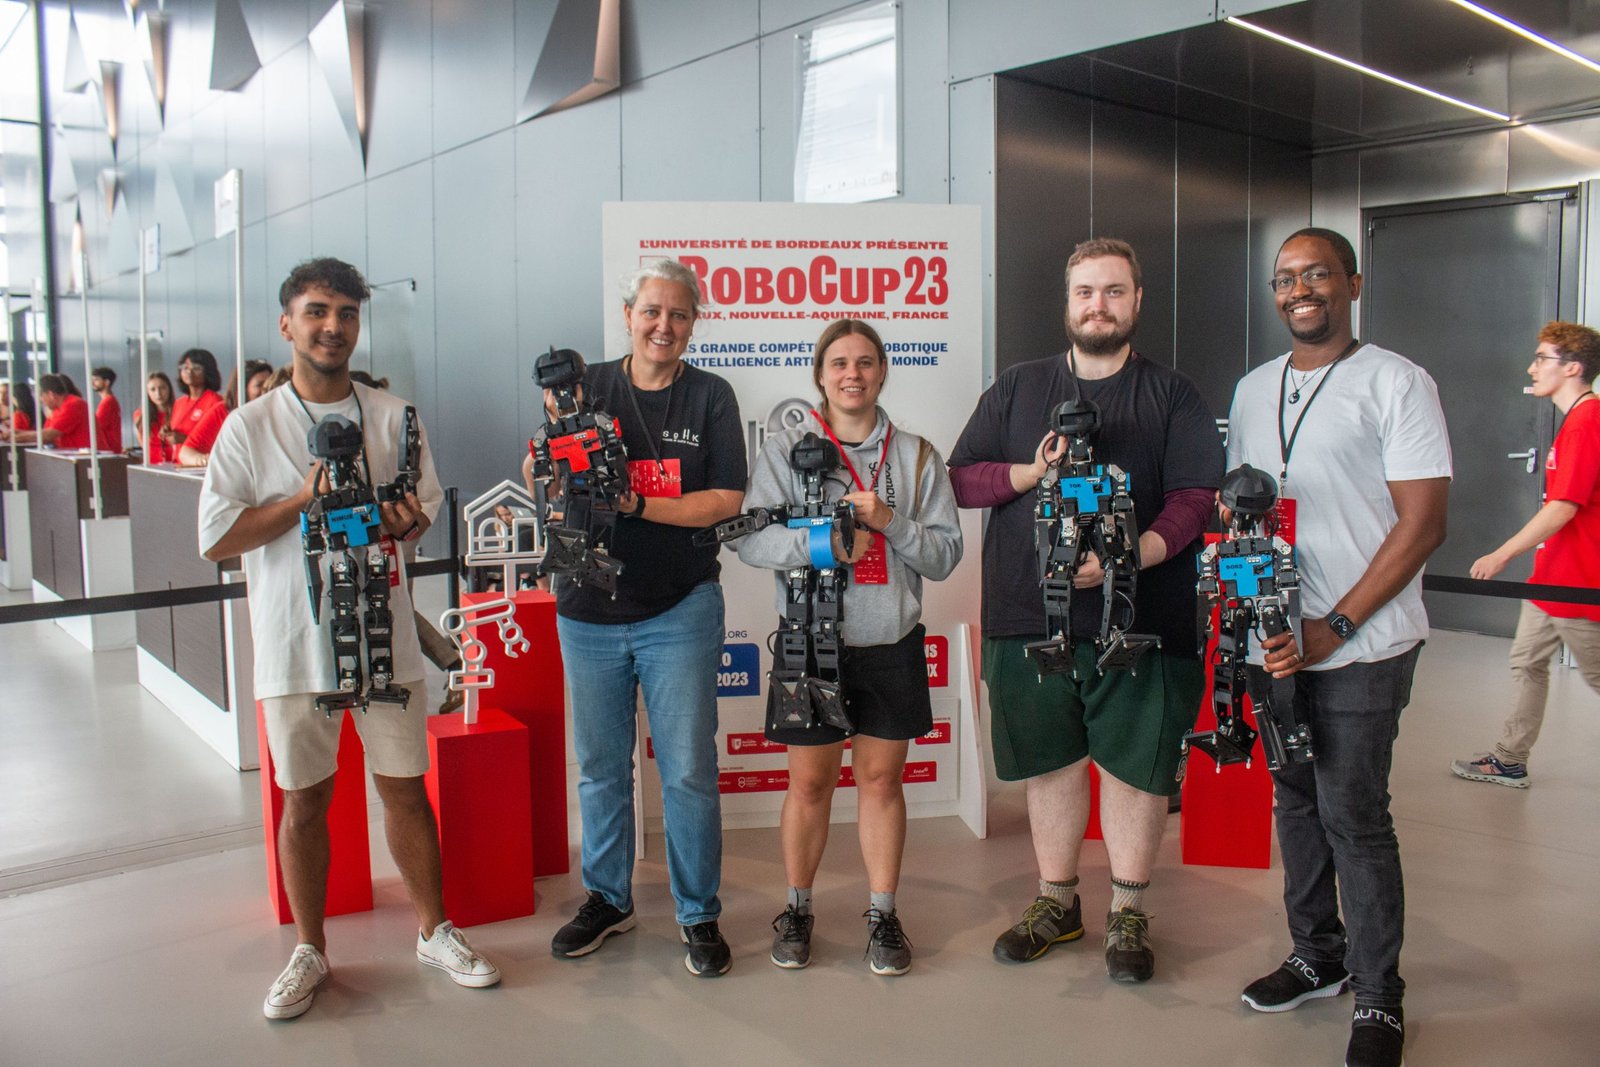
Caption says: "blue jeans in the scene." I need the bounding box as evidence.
[556,583,725,926]
[1271,644,1421,1007]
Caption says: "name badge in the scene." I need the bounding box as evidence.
[1273,497,1297,546]
[852,532,889,585]
[629,458,683,498]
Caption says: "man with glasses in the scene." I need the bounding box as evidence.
[1453,322,1600,787]
[1224,228,1450,1067]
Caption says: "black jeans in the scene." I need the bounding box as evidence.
[1271,644,1421,1008]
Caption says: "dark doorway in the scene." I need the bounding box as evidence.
[1363,193,1581,636]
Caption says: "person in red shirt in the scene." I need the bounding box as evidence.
[135,372,177,463]
[1,374,91,449]
[1455,321,1600,787]
[90,366,124,453]
[168,348,225,449]
[178,359,272,467]
[6,381,37,434]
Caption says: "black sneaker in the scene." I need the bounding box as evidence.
[993,895,1084,963]
[1346,1005,1405,1067]
[770,905,814,969]
[681,920,732,977]
[551,891,636,958]
[1104,907,1154,983]
[864,907,912,976]
[1242,954,1350,1012]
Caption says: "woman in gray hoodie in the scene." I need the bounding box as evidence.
[735,318,962,978]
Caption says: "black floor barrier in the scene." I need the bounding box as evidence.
[1421,574,1600,607]
[0,555,461,627]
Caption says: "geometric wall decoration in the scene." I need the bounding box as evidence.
[154,156,196,253]
[63,12,92,93]
[309,0,368,167]
[98,62,122,156]
[139,9,171,126]
[98,168,120,220]
[48,126,81,204]
[210,0,261,92]
[517,0,621,124]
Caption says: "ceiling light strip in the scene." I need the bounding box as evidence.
[1225,16,1512,122]
[1447,0,1600,77]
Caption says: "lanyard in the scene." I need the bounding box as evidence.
[1276,339,1360,486]
[810,409,892,493]
[288,380,374,484]
[622,355,676,477]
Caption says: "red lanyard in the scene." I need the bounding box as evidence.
[810,409,892,493]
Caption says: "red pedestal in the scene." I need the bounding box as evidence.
[1178,540,1276,869]
[257,704,374,924]
[426,708,535,927]
[461,590,569,876]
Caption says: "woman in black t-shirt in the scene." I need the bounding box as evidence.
[537,260,747,977]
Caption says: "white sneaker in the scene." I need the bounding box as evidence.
[417,920,501,988]
[263,944,329,1020]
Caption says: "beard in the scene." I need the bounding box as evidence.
[1283,300,1335,344]
[1066,311,1138,357]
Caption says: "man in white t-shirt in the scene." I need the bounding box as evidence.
[1224,229,1451,1067]
[198,258,499,1020]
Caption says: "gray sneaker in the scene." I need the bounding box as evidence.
[770,905,814,969]
[1105,907,1154,983]
[864,907,911,976]
[993,895,1084,963]
[1450,753,1530,788]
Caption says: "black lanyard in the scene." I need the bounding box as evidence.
[621,355,677,477]
[288,380,374,484]
[1276,339,1361,487]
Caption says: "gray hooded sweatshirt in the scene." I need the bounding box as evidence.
[734,406,963,647]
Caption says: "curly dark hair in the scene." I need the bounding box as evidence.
[177,348,223,393]
[278,257,371,310]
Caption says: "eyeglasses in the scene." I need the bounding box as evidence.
[1268,267,1348,293]
[1530,354,1570,365]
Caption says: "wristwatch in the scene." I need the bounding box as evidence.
[1326,612,1358,641]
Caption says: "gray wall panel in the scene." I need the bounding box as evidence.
[950,0,1213,82]
[1509,116,1600,194]
[621,44,760,202]
[994,78,1090,375]
[950,75,997,383]
[1091,99,1176,365]
[242,0,311,66]
[514,92,621,444]
[223,73,267,227]
[622,0,757,81]
[1361,131,1510,209]
[431,0,516,155]
[365,0,435,179]
[262,42,312,219]
[161,247,200,361]
[900,0,951,205]
[366,160,439,461]
[1175,121,1249,416]
[306,38,366,200]
[1246,140,1311,371]
[758,0,856,34]
[309,185,368,281]
[264,206,312,324]
[190,103,227,242]
[432,131,519,499]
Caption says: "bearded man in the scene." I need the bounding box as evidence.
[948,237,1222,984]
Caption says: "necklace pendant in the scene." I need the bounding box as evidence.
[1288,389,1301,404]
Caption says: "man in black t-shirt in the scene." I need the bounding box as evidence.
[949,238,1221,984]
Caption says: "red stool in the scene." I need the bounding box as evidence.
[257,704,374,924]
[462,590,569,876]
[426,708,535,926]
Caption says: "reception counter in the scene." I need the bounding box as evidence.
[26,449,134,649]
[0,447,27,588]
[128,462,257,769]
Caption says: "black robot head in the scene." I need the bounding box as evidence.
[534,347,587,391]
[1219,464,1279,517]
[790,431,841,474]
[307,414,364,460]
[1050,399,1101,441]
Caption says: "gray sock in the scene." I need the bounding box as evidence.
[1040,876,1078,907]
[869,890,895,915]
[788,886,813,915]
[1110,877,1149,914]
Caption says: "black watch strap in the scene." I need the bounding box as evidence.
[1327,612,1358,640]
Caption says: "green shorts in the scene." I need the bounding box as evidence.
[982,636,1205,796]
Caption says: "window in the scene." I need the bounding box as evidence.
[793,2,899,203]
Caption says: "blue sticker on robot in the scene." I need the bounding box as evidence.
[718,642,761,697]
[1058,469,1123,513]
[1217,553,1273,598]
[328,504,380,547]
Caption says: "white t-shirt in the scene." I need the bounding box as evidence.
[1226,343,1452,670]
[197,382,443,700]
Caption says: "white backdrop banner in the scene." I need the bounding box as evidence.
[601,202,985,828]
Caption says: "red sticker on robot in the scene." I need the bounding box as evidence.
[1272,497,1297,546]
[851,532,889,585]
[628,458,682,498]
[381,536,401,587]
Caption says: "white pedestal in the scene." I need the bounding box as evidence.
[0,489,31,590]
[37,516,136,651]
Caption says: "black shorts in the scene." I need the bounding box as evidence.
[765,623,934,747]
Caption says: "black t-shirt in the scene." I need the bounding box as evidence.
[554,357,747,624]
[948,352,1222,657]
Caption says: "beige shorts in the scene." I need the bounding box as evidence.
[260,681,429,791]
